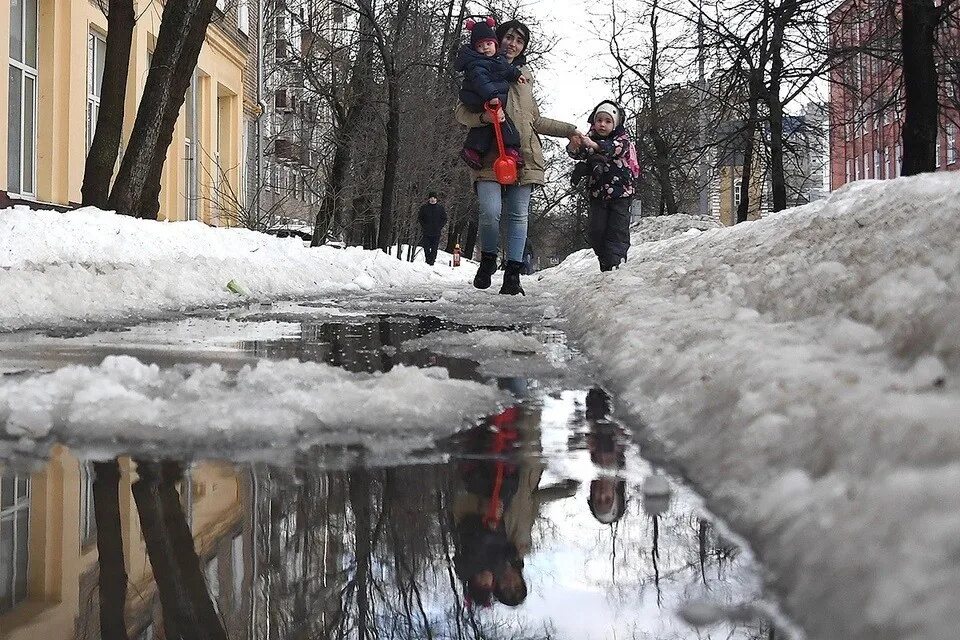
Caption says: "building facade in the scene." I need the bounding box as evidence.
[1,0,256,224]
[0,450,252,640]
[828,0,960,189]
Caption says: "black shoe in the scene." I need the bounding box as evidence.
[499,260,525,296]
[473,252,498,289]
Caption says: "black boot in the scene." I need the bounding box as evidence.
[473,252,498,289]
[499,260,525,296]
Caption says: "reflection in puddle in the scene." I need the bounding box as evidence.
[0,390,779,640]
[1,312,787,639]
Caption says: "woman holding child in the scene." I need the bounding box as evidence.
[455,19,582,295]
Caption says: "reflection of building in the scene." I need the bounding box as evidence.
[828,0,960,189]
[0,0,254,223]
[0,448,251,640]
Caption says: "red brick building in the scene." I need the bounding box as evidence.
[828,0,960,190]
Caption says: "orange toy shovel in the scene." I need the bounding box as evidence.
[484,100,518,185]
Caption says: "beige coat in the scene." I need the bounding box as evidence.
[455,66,577,187]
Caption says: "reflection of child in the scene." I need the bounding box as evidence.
[454,17,525,170]
[584,387,628,524]
[567,101,637,272]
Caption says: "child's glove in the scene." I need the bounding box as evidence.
[571,161,589,187]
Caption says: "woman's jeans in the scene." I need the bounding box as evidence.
[476,181,533,262]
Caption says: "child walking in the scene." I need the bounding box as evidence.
[454,17,525,170]
[567,100,638,272]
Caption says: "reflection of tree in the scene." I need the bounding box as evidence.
[91,460,129,640]
[131,461,227,640]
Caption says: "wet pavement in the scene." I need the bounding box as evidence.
[0,300,788,639]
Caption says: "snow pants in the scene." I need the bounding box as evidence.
[588,198,632,271]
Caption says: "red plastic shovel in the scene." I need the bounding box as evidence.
[484,99,518,185]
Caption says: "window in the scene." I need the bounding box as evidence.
[874,149,881,179]
[948,123,957,164]
[231,534,244,608]
[8,0,39,196]
[183,76,198,221]
[238,0,249,34]
[895,144,902,177]
[936,135,941,168]
[87,30,107,152]
[1,473,30,613]
[884,147,891,179]
[855,156,861,180]
[863,152,869,178]
[79,463,97,547]
[846,159,853,183]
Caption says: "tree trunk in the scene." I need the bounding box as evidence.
[93,460,130,640]
[900,0,940,175]
[377,75,401,251]
[108,0,218,219]
[81,0,135,208]
[132,461,228,640]
[737,74,763,224]
[313,140,352,246]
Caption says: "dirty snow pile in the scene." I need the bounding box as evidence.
[0,207,464,331]
[630,212,722,244]
[0,354,506,459]
[542,174,960,640]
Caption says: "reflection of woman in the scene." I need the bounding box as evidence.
[584,388,628,524]
[451,405,576,607]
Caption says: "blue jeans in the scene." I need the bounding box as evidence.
[476,181,533,262]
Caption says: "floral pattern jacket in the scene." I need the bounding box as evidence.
[568,126,636,201]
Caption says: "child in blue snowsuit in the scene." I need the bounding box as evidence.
[567,101,636,272]
[454,17,524,170]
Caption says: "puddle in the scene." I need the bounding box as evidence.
[0,308,790,639]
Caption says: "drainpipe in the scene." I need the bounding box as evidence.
[256,0,267,227]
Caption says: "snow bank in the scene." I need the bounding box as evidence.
[0,354,506,459]
[0,207,463,331]
[630,212,722,243]
[543,174,960,640]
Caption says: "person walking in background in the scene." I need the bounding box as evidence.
[567,100,638,272]
[418,191,447,266]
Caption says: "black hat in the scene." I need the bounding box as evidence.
[495,20,530,56]
[428,191,438,199]
[466,16,497,49]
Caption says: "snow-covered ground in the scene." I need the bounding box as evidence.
[2,175,960,639]
[0,207,466,331]
[543,174,960,640]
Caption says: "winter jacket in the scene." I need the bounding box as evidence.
[417,202,447,236]
[568,125,636,201]
[454,45,522,111]
[455,61,577,187]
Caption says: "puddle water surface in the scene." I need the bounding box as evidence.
[0,308,785,639]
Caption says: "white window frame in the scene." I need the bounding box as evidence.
[855,155,861,180]
[884,147,891,179]
[238,0,249,34]
[863,152,869,178]
[895,144,902,177]
[846,158,853,183]
[1,474,31,614]
[8,0,39,197]
[873,149,880,179]
[947,123,957,164]
[87,29,107,153]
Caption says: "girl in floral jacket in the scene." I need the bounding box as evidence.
[568,101,637,271]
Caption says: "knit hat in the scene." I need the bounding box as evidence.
[591,101,621,128]
[496,19,530,57]
[466,16,497,49]
[428,191,438,199]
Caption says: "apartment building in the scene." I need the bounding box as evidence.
[828,0,960,189]
[1,0,257,224]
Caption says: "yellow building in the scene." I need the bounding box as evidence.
[0,449,251,640]
[0,0,253,223]
[716,164,765,226]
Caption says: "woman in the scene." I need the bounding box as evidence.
[455,19,581,295]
